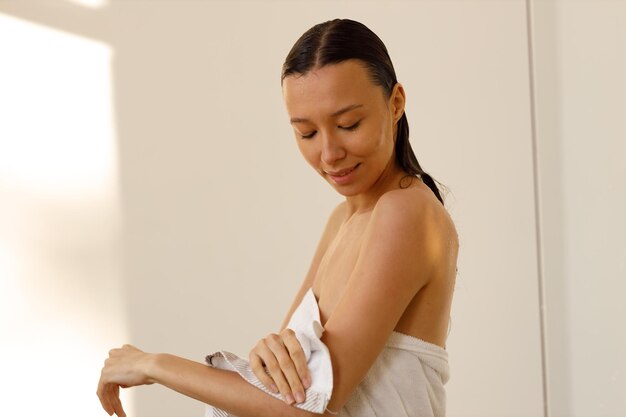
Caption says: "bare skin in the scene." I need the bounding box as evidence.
[97,59,458,417]
[311,186,456,349]
[248,59,459,410]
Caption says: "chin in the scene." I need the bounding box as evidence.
[329,183,362,197]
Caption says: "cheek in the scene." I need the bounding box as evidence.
[296,141,320,168]
[379,115,396,154]
[382,112,394,143]
[354,124,389,156]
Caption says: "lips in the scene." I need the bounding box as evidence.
[326,164,359,177]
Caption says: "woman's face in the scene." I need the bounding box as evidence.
[282,59,406,197]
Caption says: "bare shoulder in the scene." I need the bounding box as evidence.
[325,200,349,233]
[373,185,447,227]
[373,185,459,270]
[330,200,349,222]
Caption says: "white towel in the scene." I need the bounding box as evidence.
[338,331,450,417]
[204,288,450,417]
[204,288,333,416]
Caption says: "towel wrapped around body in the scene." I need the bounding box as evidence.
[204,288,450,417]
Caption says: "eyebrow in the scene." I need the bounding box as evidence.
[289,103,364,124]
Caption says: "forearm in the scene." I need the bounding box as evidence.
[147,353,323,417]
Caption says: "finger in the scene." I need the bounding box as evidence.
[97,385,114,415]
[97,372,115,415]
[103,384,120,417]
[109,384,127,417]
[265,334,305,404]
[257,338,294,404]
[249,351,278,393]
[281,328,312,389]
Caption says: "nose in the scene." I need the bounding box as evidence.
[320,131,346,167]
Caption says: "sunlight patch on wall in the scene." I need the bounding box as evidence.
[0,13,130,416]
[0,14,115,200]
[66,0,109,9]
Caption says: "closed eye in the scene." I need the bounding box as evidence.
[299,120,361,139]
[341,121,360,131]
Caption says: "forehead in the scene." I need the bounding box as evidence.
[282,60,383,119]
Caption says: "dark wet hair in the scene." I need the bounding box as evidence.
[281,18,447,205]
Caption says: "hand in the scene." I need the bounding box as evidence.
[97,344,155,417]
[249,328,312,405]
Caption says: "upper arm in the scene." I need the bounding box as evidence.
[279,202,347,331]
[320,191,453,413]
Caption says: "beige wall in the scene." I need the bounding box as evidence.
[531,1,626,416]
[0,1,623,416]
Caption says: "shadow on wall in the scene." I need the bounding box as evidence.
[530,1,570,415]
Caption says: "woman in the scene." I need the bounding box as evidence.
[97,18,458,417]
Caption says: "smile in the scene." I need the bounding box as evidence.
[325,163,360,184]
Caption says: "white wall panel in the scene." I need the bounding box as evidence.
[531,1,626,416]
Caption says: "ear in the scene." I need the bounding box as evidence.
[389,82,406,123]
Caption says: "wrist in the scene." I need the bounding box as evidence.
[141,352,162,385]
